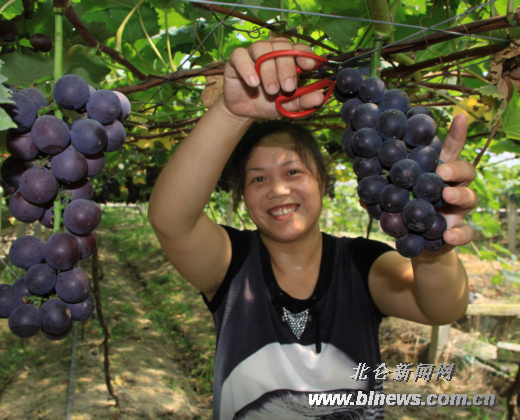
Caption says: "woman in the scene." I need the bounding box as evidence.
[148,38,478,419]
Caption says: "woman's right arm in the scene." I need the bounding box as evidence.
[147,39,324,300]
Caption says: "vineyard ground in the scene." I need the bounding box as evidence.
[0,205,518,419]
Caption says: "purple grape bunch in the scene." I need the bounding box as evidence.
[336,68,446,258]
[0,74,130,340]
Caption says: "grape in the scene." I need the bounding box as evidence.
[42,324,73,340]
[358,77,386,103]
[12,278,31,300]
[62,178,94,201]
[104,119,126,152]
[424,238,445,252]
[377,139,407,169]
[3,92,38,132]
[413,173,444,203]
[388,159,421,189]
[351,128,382,158]
[402,198,436,233]
[85,152,106,177]
[342,128,356,159]
[335,68,363,95]
[31,115,70,155]
[70,118,108,155]
[44,232,82,272]
[29,33,53,52]
[380,184,410,213]
[395,233,424,258]
[406,105,434,120]
[353,156,383,179]
[67,295,95,321]
[357,175,387,205]
[379,89,410,114]
[404,114,437,148]
[0,284,22,318]
[366,203,383,220]
[333,85,354,103]
[1,156,34,189]
[53,74,90,111]
[40,299,72,336]
[25,263,57,295]
[340,98,363,124]
[351,103,382,130]
[0,19,18,42]
[63,198,102,235]
[380,212,408,238]
[19,88,47,109]
[39,204,54,229]
[423,213,447,241]
[9,190,46,223]
[50,145,88,184]
[408,146,439,173]
[56,268,91,303]
[66,230,97,259]
[19,166,58,204]
[8,304,41,338]
[86,89,122,124]
[114,91,131,122]
[9,235,44,270]
[376,109,408,140]
[430,136,442,155]
[6,130,39,161]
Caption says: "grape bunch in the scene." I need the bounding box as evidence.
[336,68,447,258]
[0,74,130,340]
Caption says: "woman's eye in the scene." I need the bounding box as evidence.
[288,169,299,176]
[252,176,265,183]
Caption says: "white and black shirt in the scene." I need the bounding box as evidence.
[203,226,393,419]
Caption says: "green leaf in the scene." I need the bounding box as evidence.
[502,89,520,140]
[1,51,53,87]
[63,53,111,87]
[0,108,17,132]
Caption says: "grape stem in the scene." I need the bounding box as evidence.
[370,36,384,78]
[53,191,67,235]
[53,6,65,120]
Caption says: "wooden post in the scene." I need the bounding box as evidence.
[428,324,451,364]
[508,199,517,254]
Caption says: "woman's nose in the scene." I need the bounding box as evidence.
[268,179,290,198]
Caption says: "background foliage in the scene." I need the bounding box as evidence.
[0,0,519,257]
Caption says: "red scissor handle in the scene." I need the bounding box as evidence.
[254,50,335,119]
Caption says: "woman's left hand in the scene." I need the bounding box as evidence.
[434,113,478,249]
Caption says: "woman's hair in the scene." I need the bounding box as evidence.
[224,120,330,210]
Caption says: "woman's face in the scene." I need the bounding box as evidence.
[242,132,323,243]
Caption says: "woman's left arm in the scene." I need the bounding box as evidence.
[368,113,479,325]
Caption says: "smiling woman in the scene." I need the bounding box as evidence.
[147,37,477,419]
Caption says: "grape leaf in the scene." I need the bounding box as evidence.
[0,108,17,132]
[502,90,520,140]
[1,51,53,87]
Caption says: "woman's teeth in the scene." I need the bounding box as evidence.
[270,206,297,216]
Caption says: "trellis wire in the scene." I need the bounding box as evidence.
[180,0,506,44]
[139,0,242,112]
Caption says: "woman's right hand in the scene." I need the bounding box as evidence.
[221,38,326,120]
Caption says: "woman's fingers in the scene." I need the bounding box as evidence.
[248,38,299,95]
[436,160,476,188]
[443,185,479,212]
[443,223,474,247]
[226,47,260,88]
[439,113,468,163]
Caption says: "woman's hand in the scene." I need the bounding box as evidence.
[433,113,478,251]
[221,38,326,120]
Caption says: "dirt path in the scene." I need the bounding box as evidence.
[0,229,212,420]
[0,213,518,419]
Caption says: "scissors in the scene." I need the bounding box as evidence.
[254,50,339,119]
